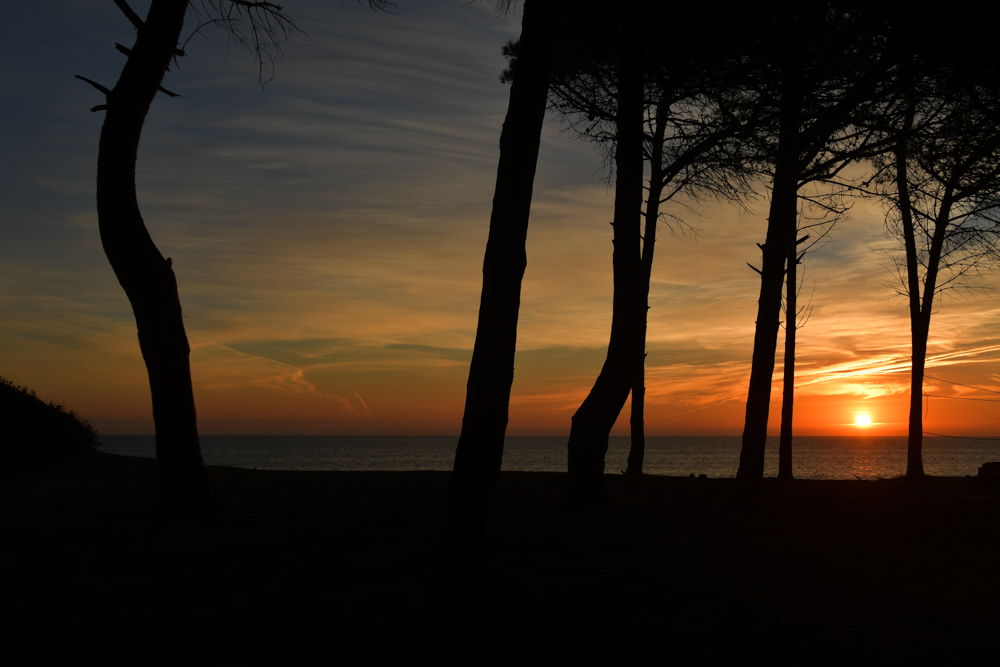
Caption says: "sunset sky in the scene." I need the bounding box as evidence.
[3,1,1000,438]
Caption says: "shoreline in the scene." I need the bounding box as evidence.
[4,452,999,663]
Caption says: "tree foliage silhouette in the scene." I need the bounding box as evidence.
[861,33,1000,479]
[537,3,755,491]
[734,3,895,479]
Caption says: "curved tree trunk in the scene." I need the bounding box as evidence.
[97,0,213,512]
[566,4,644,503]
[436,0,563,579]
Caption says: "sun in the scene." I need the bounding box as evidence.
[855,414,872,426]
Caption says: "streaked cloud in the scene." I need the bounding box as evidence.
[3,1,1000,437]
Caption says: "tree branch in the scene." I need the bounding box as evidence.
[114,0,144,30]
[75,75,111,97]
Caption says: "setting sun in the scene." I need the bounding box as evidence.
[855,414,872,426]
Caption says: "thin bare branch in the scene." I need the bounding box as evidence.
[75,75,111,97]
[114,0,144,30]
[185,1,303,86]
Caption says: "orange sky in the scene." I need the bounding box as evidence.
[3,1,1000,438]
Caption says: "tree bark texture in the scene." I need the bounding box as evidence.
[737,91,800,480]
[567,3,644,502]
[437,0,563,579]
[97,0,213,512]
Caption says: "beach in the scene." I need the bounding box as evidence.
[4,452,999,664]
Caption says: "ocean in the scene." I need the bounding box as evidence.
[96,434,1000,479]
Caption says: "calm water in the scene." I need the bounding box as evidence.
[97,435,1000,479]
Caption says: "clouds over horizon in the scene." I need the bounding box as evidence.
[3,1,1000,436]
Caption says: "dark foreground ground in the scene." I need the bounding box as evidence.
[3,453,999,665]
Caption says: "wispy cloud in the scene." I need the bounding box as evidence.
[4,1,1000,436]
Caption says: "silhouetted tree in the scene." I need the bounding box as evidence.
[627,97,668,477]
[537,4,754,485]
[624,94,755,476]
[77,0,297,512]
[438,0,564,578]
[867,67,1000,480]
[776,231,800,479]
[754,188,840,479]
[564,1,644,503]
[775,227,819,478]
[735,3,894,479]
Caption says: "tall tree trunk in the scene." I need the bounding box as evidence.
[737,90,800,480]
[626,98,668,476]
[907,317,928,479]
[628,362,647,475]
[894,89,928,481]
[626,218,653,476]
[97,0,213,512]
[777,230,798,480]
[567,4,644,503]
[897,135,925,481]
[905,201,951,480]
[436,0,563,579]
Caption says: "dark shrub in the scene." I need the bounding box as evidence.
[1,376,99,465]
